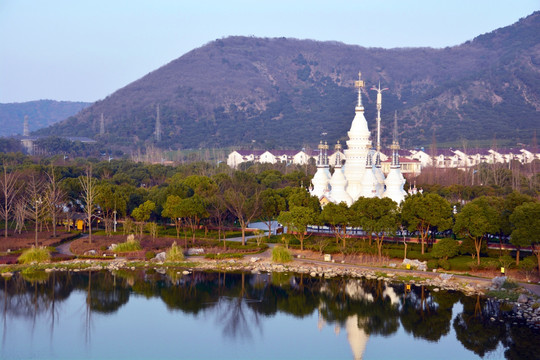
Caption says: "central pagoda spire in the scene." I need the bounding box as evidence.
[354,72,365,110]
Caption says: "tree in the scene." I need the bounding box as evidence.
[44,165,66,238]
[401,193,453,254]
[431,238,460,260]
[320,202,351,248]
[26,173,46,247]
[223,172,261,246]
[0,164,19,238]
[351,197,398,258]
[162,195,183,239]
[131,200,156,238]
[510,202,540,273]
[454,198,499,265]
[95,183,128,236]
[177,195,208,244]
[260,188,286,239]
[277,205,315,251]
[284,186,320,213]
[79,167,99,244]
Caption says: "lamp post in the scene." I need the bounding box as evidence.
[113,210,117,233]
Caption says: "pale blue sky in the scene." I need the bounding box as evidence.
[0,0,538,103]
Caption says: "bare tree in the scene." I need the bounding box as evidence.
[79,167,99,244]
[13,198,27,234]
[26,174,46,247]
[0,164,19,238]
[45,165,65,238]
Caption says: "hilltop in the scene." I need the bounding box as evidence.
[37,12,540,151]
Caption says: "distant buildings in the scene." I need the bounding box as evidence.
[407,148,539,169]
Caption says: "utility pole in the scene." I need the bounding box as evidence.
[370,82,388,167]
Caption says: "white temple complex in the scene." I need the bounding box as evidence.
[310,72,406,205]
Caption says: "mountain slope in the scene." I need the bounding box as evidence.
[0,100,90,137]
[37,12,540,150]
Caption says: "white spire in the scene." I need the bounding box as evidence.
[344,71,372,201]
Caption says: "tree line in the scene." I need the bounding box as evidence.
[0,153,538,270]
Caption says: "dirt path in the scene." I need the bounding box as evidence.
[55,235,87,256]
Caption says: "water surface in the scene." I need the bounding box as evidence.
[1,270,537,359]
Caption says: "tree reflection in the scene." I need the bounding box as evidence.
[0,269,537,358]
[453,295,506,357]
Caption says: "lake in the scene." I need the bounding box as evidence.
[1,270,537,360]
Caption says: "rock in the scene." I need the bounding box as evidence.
[388,263,397,268]
[84,250,97,256]
[1,272,13,277]
[439,273,453,281]
[402,258,427,271]
[433,288,440,292]
[250,257,260,263]
[108,244,117,250]
[186,248,204,255]
[324,254,332,262]
[492,276,507,289]
[310,272,317,277]
[154,252,166,262]
[182,270,190,275]
[518,294,529,304]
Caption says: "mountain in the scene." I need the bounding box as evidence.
[0,100,90,137]
[37,12,540,150]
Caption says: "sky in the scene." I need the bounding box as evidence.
[0,0,538,103]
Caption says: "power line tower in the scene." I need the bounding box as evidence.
[99,113,105,136]
[23,115,29,136]
[154,104,161,142]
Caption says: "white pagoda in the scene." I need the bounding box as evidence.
[310,72,406,205]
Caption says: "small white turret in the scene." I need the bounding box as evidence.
[359,148,379,198]
[383,112,406,204]
[310,140,331,198]
[329,142,353,205]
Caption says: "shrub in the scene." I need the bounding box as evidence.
[438,259,451,270]
[114,235,142,252]
[480,258,499,271]
[498,255,515,270]
[427,259,439,270]
[166,242,185,262]
[431,238,459,260]
[18,246,51,264]
[519,257,537,281]
[145,251,156,261]
[272,246,292,263]
[501,279,519,290]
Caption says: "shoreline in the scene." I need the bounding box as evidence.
[2,254,540,330]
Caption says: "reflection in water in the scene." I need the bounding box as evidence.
[0,270,538,359]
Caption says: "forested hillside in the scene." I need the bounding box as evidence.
[37,12,540,151]
[0,100,90,136]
